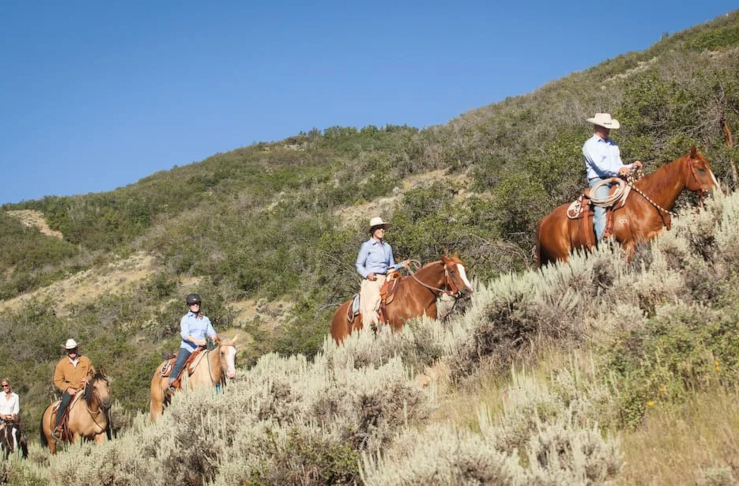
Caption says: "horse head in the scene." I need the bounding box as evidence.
[86,371,111,411]
[216,336,238,380]
[440,253,474,297]
[685,146,721,197]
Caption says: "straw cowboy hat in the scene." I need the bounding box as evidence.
[61,339,80,350]
[367,217,392,233]
[586,113,620,130]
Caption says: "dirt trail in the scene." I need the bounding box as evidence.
[6,209,64,240]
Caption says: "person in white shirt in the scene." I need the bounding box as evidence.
[582,113,643,241]
[0,379,19,423]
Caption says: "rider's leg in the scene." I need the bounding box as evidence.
[54,391,73,431]
[360,275,386,329]
[168,348,191,387]
[589,178,612,242]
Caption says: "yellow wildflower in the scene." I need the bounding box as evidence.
[647,401,654,407]
[659,386,666,393]
[715,360,721,372]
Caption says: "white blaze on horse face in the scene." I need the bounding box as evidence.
[456,264,472,292]
[709,169,723,195]
[224,346,237,379]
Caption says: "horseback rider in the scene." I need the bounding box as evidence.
[583,113,643,241]
[167,294,218,393]
[0,379,19,424]
[52,339,95,435]
[355,217,410,329]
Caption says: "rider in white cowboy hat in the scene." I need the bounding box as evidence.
[583,113,643,242]
[52,338,95,436]
[355,217,410,329]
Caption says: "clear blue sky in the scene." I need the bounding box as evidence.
[0,1,735,204]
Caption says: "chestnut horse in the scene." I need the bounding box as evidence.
[40,371,111,454]
[536,146,719,266]
[150,337,238,422]
[331,254,474,344]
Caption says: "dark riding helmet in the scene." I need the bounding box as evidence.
[185,293,202,305]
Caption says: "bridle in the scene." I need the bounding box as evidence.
[84,377,110,433]
[407,260,463,298]
[686,157,714,206]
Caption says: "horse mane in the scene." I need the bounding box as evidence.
[85,371,108,406]
[635,152,689,195]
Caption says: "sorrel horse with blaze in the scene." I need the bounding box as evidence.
[331,254,474,344]
[536,146,719,266]
[150,336,238,422]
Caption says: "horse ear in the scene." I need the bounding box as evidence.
[98,366,105,376]
[690,145,698,158]
[231,335,238,343]
[453,252,459,259]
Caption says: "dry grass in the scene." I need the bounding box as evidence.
[1,252,154,314]
[619,389,739,486]
[6,209,63,239]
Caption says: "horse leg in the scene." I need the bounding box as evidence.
[93,432,106,444]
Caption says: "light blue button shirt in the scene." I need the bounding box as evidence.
[179,312,216,352]
[356,238,403,279]
[583,135,632,179]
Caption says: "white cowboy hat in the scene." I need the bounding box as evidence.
[61,338,80,349]
[367,216,392,233]
[586,113,620,129]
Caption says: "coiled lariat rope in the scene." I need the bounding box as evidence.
[589,171,678,218]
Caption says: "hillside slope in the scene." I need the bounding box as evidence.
[0,10,738,453]
[10,180,739,485]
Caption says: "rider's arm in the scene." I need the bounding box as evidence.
[387,243,400,270]
[53,363,71,393]
[584,139,627,178]
[355,242,370,278]
[11,394,18,416]
[205,318,217,339]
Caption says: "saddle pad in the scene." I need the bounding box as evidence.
[567,196,586,220]
[351,294,360,315]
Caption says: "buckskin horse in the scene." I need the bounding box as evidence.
[330,254,474,344]
[40,371,111,454]
[149,336,237,423]
[536,146,719,266]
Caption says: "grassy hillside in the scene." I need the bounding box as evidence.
[7,180,739,485]
[0,9,738,476]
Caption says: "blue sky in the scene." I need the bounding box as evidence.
[0,1,736,204]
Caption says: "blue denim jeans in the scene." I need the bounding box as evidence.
[168,348,191,385]
[588,177,612,242]
[54,391,74,429]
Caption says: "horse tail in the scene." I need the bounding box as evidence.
[39,413,48,448]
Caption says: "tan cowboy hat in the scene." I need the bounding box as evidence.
[586,113,620,129]
[367,216,392,233]
[61,338,80,350]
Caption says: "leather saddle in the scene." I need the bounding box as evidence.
[348,271,403,325]
[159,347,208,390]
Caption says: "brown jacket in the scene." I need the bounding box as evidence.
[53,355,95,393]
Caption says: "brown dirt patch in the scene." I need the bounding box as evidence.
[6,209,63,239]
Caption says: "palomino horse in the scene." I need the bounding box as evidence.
[331,254,474,344]
[0,419,28,459]
[40,371,111,454]
[150,337,238,423]
[536,146,719,266]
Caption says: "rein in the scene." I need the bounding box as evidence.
[406,260,458,296]
[82,379,108,433]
